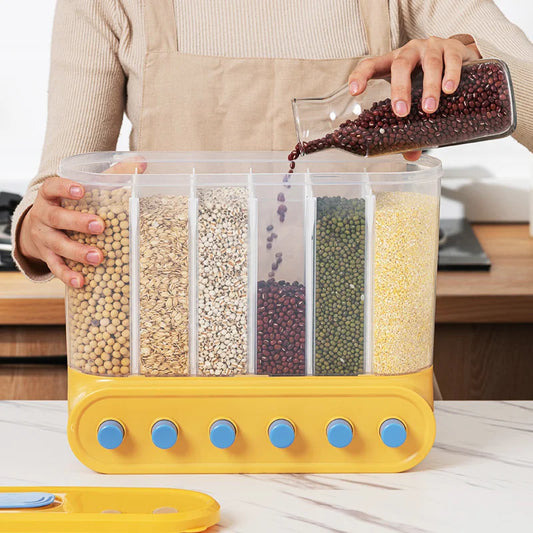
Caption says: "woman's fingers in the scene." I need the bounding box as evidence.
[350,37,480,117]
[40,176,85,203]
[348,52,395,95]
[42,204,104,234]
[421,39,444,113]
[42,248,84,288]
[390,46,420,116]
[442,46,464,94]
[40,227,103,266]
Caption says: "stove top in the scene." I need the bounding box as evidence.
[438,218,491,271]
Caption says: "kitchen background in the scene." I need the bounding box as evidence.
[1,0,532,223]
[0,1,532,402]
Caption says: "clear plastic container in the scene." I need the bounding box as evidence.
[63,179,131,377]
[61,151,441,378]
[196,175,250,376]
[137,180,190,377]
[255,174,306,376]
[292,59,516,158]
[310,184,368,376]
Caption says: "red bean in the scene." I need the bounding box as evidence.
[256,279,306,375]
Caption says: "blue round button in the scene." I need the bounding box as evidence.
[268,419,295,449]
[380,418,407,448]
[152,420,178,449]
[97,420,124,450]
[210,420,236,449]
[327,419,353,448]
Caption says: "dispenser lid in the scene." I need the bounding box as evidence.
[0,486,220,532]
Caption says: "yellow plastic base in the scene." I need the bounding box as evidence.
[68,367,435,474]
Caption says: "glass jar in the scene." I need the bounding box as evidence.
[292,59,516,158]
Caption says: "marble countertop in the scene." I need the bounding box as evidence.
[0,401,531,532]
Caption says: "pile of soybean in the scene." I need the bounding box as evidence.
[314,196,365,375]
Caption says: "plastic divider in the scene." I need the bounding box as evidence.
[129,175,140,375]
[248,170,258,375]
[189,170,198,376]
[304,170,316,376]
[64,286,72,371]
[363,183,375,375]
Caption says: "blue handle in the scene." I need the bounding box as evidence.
[152,420,178,449]
[210,420,236,449]
[97,420,124,450]
[380,418,407,448]
[268,419,295,448]
[327,419,353,448]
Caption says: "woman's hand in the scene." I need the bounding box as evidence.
[19,157,146,287]
[19,177,104,288]
[348,36,482,160]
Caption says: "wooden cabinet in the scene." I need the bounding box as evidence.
[0,326,67,400]
[434,323,533,400]
[435,224,533,399]
[0,276,66,400]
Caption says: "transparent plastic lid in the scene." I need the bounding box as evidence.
[60,150,442,183]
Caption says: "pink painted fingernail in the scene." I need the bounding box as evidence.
[88,221,103,233]
[70,186,82,198]
[87,251,100,264]
[70,277,81,288]
[349,81,359,95]
[394,100,408,115]
[444,80,454,92]
[424,97,437,112]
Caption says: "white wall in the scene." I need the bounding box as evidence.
[0,0,131,194]
[493,0,533,38]
[0,0,532,197]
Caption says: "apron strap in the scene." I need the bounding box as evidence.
[359,0,392,56]
[144,0,177,53]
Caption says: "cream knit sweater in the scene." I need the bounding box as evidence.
[13,0,533,280]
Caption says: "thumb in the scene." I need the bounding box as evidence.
[104,155,147,175]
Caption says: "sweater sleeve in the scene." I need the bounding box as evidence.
[395,0,533,153]
[11,0,126,281]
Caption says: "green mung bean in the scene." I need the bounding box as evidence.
[314,196,365,375]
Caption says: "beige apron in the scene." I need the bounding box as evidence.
[138,0,391,151]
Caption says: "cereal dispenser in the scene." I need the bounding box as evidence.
[62,151,440,473]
